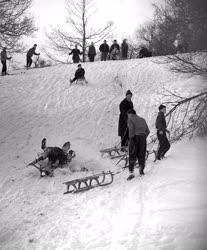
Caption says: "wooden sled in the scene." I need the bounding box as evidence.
[63,171,114,194]
[70,77,88,85]
[27,162,54,177]
[100,146,127,158]
[115,150,156,168]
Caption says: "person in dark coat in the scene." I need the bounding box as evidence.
[1,47,12,76]
[70,64,86,84]
[121,39,128,59]
[26,44,40,69]
[127,109,150,179]
[155,104,170,160]
[88,42,96,62]
[99,40,109,61]
[139,46,152,58]
[69,45,82,63]
[110,40,120,60]
[118,90,134,148]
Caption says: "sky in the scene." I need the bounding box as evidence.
[29,0,158,47]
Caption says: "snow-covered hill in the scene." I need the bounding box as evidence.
[0,58,207,250]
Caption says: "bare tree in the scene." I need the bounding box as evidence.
[0,0,36,51]
[159,52,207,141]
[45,0,113,63]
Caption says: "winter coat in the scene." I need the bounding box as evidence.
[75,68,85,79]
[110,43,120,54]
[88,45,96,56]
[118,98,134,136]
[1,50,10,62]
[69,49,82,62]
[121,42,128,58]
[156,111,167,132]
[128,114,150,138]
[99,43,109,53]
[27,47,39,58]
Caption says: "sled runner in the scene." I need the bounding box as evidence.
[27,161,54,177]
[100,146,127,157]
[63,171,114,194]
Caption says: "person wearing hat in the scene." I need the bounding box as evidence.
[118,90,134,148]
[155,104,170,160]
[1,47,12,76]
[70,64,86,84]
[26,44,40,69]
[127,109,150,179]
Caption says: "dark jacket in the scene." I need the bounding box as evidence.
[128,114,150,138]
[69,49,82,62]
[110,43,120,53]
[99,43,109,53]
[118,98,133,136]
[121,42,128,58]
[75,68,85,79]
[1,50,11,62]
[88,45,96,56]
[27,47,39,58]
[156,111,167,132]
[44,147,67,165]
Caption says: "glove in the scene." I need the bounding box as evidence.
[159,130,163,135]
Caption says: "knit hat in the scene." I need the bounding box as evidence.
[158,104,166,110]
[126,89,132,96]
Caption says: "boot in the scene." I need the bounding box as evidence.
[127,172,135,181]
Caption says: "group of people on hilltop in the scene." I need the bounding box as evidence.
[68,39,129,64]
[118,90,170,180]
[98,39,129,61]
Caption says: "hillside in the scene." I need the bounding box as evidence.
[0,57,207,250]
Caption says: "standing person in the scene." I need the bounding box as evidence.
[70,64,87,84]
[1,47,12,76]
[121,39,128,59]
[118,90,134,148]
[26,44,40,69]
[127,109,150,180]
[109,40,120,60]
[155,104,170,160]
[99,40,109,61]
[69,44,82,63]
[88,42,96,62]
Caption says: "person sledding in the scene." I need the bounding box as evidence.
[70,64,88,85]
[155,104,170,160]
[127,109,150,180]
[27,138,75,177]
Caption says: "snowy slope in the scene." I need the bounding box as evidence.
[0,58,207,250]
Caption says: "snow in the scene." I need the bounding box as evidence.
[0,58,207,250]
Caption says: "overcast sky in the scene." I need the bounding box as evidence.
[29,0,158,47]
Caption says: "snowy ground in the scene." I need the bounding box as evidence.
[0,58,207,250]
